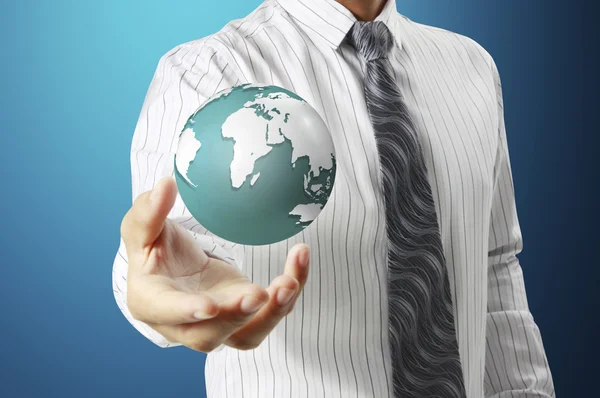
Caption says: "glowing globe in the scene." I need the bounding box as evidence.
[174,83,337,246]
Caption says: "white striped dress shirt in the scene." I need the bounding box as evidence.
[112,0,555,396]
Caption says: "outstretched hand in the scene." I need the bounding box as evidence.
[120,176,310,352]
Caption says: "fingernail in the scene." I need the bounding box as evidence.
[277,288,295,306]
[298,248,309,267]
[241,296,264,314]
[193,310,216,321]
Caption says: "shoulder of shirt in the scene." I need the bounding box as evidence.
[152,1,276,78]
[397,12,496,74]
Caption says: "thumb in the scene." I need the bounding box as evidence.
[121,175,178,252]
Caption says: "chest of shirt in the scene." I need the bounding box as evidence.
[215,17,499,239]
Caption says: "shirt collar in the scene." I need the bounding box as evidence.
[276,0,402,51]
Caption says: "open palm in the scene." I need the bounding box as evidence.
[121,176,310,352]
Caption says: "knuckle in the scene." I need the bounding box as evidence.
[247,286,269,304]
[289,278,301,290]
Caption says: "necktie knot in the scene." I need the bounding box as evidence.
[347,20,393,62]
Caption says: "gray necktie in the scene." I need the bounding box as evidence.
[347,21,466,397]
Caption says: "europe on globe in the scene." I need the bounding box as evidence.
[174,83,337,246]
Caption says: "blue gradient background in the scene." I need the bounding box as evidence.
[0,1,596,397]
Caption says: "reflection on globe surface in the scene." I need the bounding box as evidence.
[174,83,337,246]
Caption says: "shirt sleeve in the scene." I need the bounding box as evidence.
[483,58,555,397]
[112,42,245,348]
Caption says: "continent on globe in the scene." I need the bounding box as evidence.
[174,83,337,246]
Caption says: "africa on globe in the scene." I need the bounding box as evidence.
[174,83,337,246]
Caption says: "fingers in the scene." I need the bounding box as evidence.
[121,176,178,255]
[206,282,270,316]
[131,244,311,353]
[224,275,299,349]
[130,275,270,326]
[148,318,233,353]
[224,243,310,350]
[128,276,220,325]
[145,284,271,352]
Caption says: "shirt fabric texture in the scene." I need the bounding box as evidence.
[112,0,555,396]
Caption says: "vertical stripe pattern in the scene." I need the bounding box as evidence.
[110,1,555,397]
[347,20,466,397]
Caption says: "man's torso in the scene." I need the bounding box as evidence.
[173,1,499,396]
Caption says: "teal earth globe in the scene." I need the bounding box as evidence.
[174,83,337,246]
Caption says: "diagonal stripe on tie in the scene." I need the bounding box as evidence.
[347,20,467,398]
